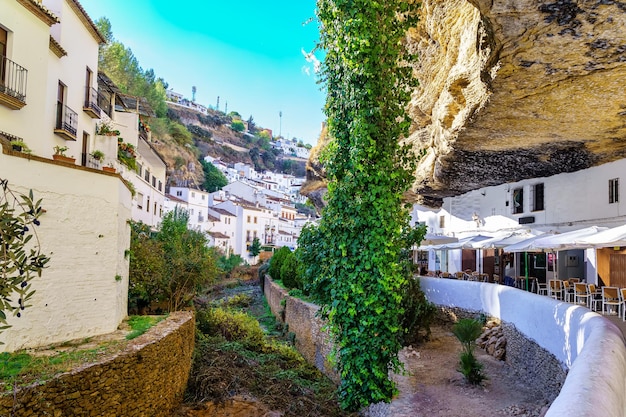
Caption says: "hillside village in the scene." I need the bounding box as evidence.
[0,0,314,352]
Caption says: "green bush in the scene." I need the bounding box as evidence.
[196,307,265,351]
[231,120,245,132]
[280,252,300,289]
[217,254,244,276]
[400,277,436,346]
[268,246,291,281]
[452,318,486,385]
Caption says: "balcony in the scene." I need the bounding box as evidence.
[83,86,101,119]
[54,102,77,140]
[0,55,28,110]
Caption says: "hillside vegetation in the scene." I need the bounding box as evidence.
[95,17,309,191]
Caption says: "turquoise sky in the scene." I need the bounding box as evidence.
[82,0,325,145]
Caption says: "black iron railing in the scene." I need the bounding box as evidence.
[55,102,78,137]
[0,55,28,103]
[84,86,101,116]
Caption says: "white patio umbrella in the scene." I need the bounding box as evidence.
[418,233,458,249]
[574,224,626,247]
[503,232,556,253]
[532,226,608,251]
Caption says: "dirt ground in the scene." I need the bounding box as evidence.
[387,326,549,417]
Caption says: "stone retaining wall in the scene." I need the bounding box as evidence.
[0,311,195,417]
[263,276,338,382]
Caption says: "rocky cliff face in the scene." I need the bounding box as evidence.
[306,0,626,208]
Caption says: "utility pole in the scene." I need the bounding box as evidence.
[225,101,228,114]
[279,111,282,138]
[216,96,220,111]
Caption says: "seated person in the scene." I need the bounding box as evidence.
[504,262,515,286]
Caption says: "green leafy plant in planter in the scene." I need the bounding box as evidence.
[89,150,105,162]
[52,145,75,163]
[96,121,120,136]
[9,140,31,153]
[117,139,137,171]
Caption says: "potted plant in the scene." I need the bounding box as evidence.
[103,162,116,173]
[90,150,105,162]
[96,121,121,136]
[10,140,31,153]
[52,145,75,164]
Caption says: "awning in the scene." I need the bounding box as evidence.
[504,226,608,252]
[433,234,492,250]
[503,232,556,252]
[473,231,540,249]
[417,233,458,250]
[573,224,626,247]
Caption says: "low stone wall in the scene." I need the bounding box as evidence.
[0,311,195,417]
[263,276,338,382]
[420,277,626,417]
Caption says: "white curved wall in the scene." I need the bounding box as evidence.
[420,277,626,417]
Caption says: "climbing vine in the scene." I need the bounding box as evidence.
[298,0,421,410]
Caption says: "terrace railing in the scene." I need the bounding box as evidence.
[54,102,78,140]
[0,55,28,109]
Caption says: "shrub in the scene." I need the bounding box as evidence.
[231,120,245,132]
[280,252,300,289]
[400,277,436,346]
[268,246,291,281]
[452,318,486,385]
[196,307,264,351]
[258,261,270,291]
[217,254,244,276]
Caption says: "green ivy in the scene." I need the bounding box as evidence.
[298,0,421,410]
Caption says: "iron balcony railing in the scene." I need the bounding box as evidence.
[0,55,28,103]
[84,86,102,116]
[55,102,78,137]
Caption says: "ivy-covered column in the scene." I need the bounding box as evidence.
[300,0,420,411]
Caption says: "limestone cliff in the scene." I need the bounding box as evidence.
[305,0,626,208]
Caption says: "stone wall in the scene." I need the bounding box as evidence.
[263,276,338,382]
[0,311,195,417]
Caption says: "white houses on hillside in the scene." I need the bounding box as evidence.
[165,186,211,231]
[0,0,131,352]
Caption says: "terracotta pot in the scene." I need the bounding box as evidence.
[52,154,75,164]
[103,166,116,173]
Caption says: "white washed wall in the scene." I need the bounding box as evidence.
[0,154,132,352]
[421,277,626,417]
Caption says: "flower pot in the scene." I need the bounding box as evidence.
[12,145,22,152]
[103,166,116,173]
[52,154,75,164]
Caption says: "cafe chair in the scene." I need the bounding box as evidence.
[601,287,621,316]
[587,284,602,311]
[549,280,563,300]
[574,283,590,307]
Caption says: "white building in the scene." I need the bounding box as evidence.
[415,157,626,288]
[0,0,131,352]
[165,186,211,232]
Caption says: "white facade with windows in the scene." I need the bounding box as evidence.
[414,158,626,281]
[165,186,211,232]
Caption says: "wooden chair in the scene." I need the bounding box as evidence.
[537,280,548,296]
[574,283,590,307]
[568,278,581,284]
[602,287,621,316]
[587,284,602,311]
[563,280,575,303]
[549,280,563,300]
[454,271,465,280]
[492,274,501,284]
[441,272,450,278]
[621,288,626,321]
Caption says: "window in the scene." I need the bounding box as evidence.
[254,216,257,224]
[146,196,150,212]
[137,192,144,210]
[137,163,142,177]
[439,215,445,228]
[144,170,150,182]
[152,176,156,187]
[158,180,162,192]
[176,190,182,197]
[247,215,251,223]
[246,230,251,242]
[154,202,157,215]
[531,183,544,212]
[192,192,195,198]
[513,187,524,214]
[610,178,619,204]
[202,195,205,200]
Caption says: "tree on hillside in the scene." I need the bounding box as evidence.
[201,160,228,192]
[95,17,168,117]
[231,120,245,132]
[247,115,257,134]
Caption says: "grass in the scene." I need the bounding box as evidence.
[125,315,166,340]
[0,343,121,391]
[0,315,166,391]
